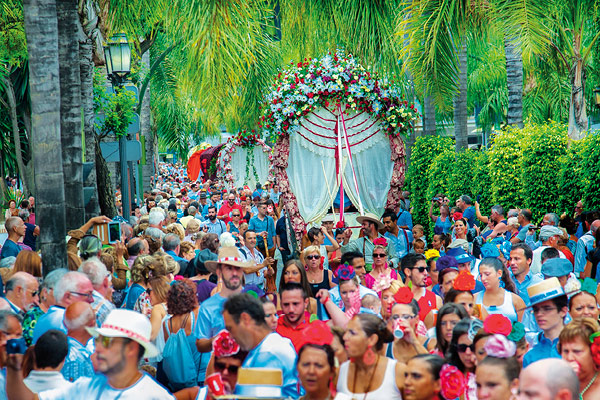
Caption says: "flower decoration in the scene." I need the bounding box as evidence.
[440,364,466,400]
[260,50,419,142]
[564,276,582,298]
[483,314,513,336]
[590,333,600,366]
[484,334,517,358]
[453,270,476,291]
[373,237,388,247]
[336,220,346,229]
[393,286,414,304]
[212,330,240,358]
[424,249,440,261]
[337,264,356,280]
[507,322,526,343]
[372,274,393,293]
[452,212,464,222]
[295,320,334,352]
[580,278,597,295]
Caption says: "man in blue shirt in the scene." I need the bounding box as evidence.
[0,217,25,260]
[396,208,413,231]
[457,195,476,228]
[382,210,412,263]
[522,278,568,367]
[223,293,300,398]
[194,246,250,353]
[248,201,276,256]
[201,206,227,235]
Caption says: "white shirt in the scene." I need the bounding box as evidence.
[24,371,72,394]
[39,373,174,400]
[531,245,567,275]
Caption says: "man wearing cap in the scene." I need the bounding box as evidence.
[531,226,567,275]
[382,210,412,262]
[198,191,209,219]
[7,309,173,399]
[342,212,398,266]
[522,278,568,368]
[321,215,335,246]
[194,246,254,353]
[248,201,276,258]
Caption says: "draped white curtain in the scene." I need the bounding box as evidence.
[286,106,393,223]
[230,146,270,188]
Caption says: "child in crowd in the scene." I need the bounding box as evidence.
[412,224,427,248]
[360,294,382,317]
[413,239,425,255]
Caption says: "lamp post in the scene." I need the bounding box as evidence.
[104,33,132,220]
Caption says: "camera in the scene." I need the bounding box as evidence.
[432,197,439,202]
[6,338,27,354]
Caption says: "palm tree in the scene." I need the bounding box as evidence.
[23,0,68,273]
[57,0,84,230]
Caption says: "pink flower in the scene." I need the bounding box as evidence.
[440,364,466,399]
[483,334,516,358]
[212,330,240,358]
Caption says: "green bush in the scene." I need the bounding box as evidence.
[580,134,600,211]
[472,151,493,212]
[447,149,480,202]
[520,121,568,222]
[406,135,454,235]
[487,126,523,210]
[558,140,585,213]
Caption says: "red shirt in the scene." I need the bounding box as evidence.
[276,312,310,352]
[217,202,243,224]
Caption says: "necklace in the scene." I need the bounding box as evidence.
[580,371,599,399]
[351,356,380,400]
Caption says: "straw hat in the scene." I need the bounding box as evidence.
[86,309,158,358]
[204,246,256,273]
[527,277,566,307]
[356,212,384,230]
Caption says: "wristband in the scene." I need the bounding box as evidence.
[322,296,330,306]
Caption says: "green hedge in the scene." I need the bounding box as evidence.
[406,121,596,239]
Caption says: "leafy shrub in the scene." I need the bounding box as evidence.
[579,134,600,211]
[487,126,523,210]
[558,140,585,213]
[520,121,567,222]
[447,149,480,202]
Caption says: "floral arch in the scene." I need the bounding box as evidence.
[217,129,273,190]
[260,50,419,239]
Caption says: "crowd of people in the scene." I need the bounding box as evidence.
[0,162,597,399]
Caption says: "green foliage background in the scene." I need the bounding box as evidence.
[407,121,597,239]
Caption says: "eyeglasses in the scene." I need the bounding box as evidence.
[264,313,279,319]
[214,361,240,374]
[373,253,387,258]
[232,214,241,217]
[411,266,431,273]
[456,343,475,353]
[532,305,557,315]
[70,291,93,301]
[95,335,121,349]
[391,314,415,321]
[27,289,39,297]
[306,255,320,260]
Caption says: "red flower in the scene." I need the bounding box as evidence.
[440,364,466,400]
[373,237,388,247]
[295,321,334,352]
[483,314,513,336]
[212,330,240,358]
[393,287,413,304]
[591,336,600,366]
[453,270,476,291]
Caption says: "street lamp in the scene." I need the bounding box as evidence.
[104,33,132,220]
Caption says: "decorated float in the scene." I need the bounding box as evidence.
[186,143,212,181]
[217,129,273,190]
[261,50,419,239]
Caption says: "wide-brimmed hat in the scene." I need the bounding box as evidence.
[541,258,572,278]
[445,247,475,264]
[527,277,566,307]
[356,212,384,230]
[86,309,158,358]
[205,246,256,273]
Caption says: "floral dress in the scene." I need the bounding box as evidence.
[133,291,153,317]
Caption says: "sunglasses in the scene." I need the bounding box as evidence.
[215,361,240,374]
[232,214,241,217]
[373,253,387,258]
[95,335,123,349]
[306,255,320,260]
[411,266,431,273]
[456,343,475,353]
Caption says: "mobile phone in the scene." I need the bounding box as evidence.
[432,197,439,202]
[476,194,481,203]
[108,221,121,244]
[6,338,27,354]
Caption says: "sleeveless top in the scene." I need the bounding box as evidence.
[309,269,330,297]
[337,358,403,400]
[475,289,518,322]
[434,216,452,234]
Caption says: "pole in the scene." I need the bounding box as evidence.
[119,133,130,219]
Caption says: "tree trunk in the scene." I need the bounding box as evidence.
[23,0,68,273]
[79,32,101,219]
[423,93,436,135]
[57,0,84,230]
[3,77,30,196]
[95,137,118,218]
[504,34,524,128]
[141,51,153,192]
[454,40,468,151]
[568,32,587,140]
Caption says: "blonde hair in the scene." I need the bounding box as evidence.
[186,219,200,234]
[179,241,195,257]
[131,255,166,284]
[148,276,171,304]
[164,223,185,241]
[303,245,321,258]
[558,317,600,353]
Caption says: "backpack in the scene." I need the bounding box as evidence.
[162,310,199,391]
